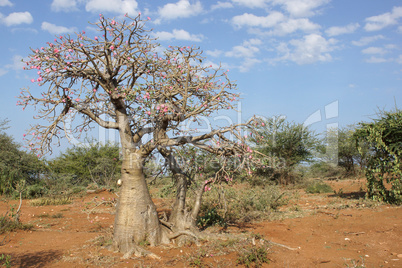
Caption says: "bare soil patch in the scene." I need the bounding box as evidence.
[1,179,401,267]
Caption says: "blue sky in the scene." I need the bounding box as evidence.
[0,0,401,155]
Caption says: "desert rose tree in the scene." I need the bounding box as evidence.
[18,14,260,256]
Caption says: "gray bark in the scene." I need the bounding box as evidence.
[112,154,166,254]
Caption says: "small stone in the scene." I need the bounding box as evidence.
[397,254,402,258]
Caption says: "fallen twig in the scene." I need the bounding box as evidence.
[267,240,300,251]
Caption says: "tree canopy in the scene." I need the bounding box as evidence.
[0,119,43,196]
[354,109,402,204]
[18,14,262,255]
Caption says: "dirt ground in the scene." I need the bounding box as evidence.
[1,179,401,267]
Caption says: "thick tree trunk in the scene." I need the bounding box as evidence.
[167,173,206,245]
[112,154,166,255]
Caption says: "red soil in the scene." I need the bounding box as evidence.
[0,179,401,267]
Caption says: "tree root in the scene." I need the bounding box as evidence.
[167,230,198,240]
[267,240,300,251]
[167,230,201,246]
[121,245,161,260]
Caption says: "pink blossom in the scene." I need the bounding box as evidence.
[110,45,115,50]
[147,17,151,20]
[31,79,35,83]
[94,36,98,41]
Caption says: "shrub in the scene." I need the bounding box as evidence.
[29,196,72,206]
[307,162,342,179]
[197,207,225,229]
[237,244,270,268]
[305,180,333,194]
[354,109,402,204]
[198,184,287,225]
[26,184,48,198]
[0,214,33,234]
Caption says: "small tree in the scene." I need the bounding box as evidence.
[18,14,260,255]
[354,109,402,204]
[325,126,369,176]
[48,142,121,188]
[249,116,319,184]
[0,120,43,196]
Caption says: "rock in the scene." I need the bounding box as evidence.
[397,254,402,258]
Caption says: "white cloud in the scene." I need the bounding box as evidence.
[269,18,320,35]
[396,55,402,64]
[2,12,33,26]
[224,39,263,71]
[0,0,12,7]
[239,57,261,72]
[0,55,25,76]
[351,35,385,46]
[364,6,402,31]
[154,29,204,42]
[231,0,268,8]
[206,49,223,57]
[51,0,78,12]
[225,45,259,58]
[232,12,285,28]
[275,34,337,65]
[85,0,138,15]
[325,23,360,37]
[233,12,320,36]
[158,0,203,20]
[6,55,25,71]
[231,0,330,17]
[362,47,387,55]
[365,56,388,63]
[0,68,7,76]
[226,39,262,58]
[243,38,262,46]
[41,22,76,35]
[270,0,330,17]
[211,1,233,10]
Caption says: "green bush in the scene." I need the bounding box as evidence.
[237,245,270,268]
[305,181,333,194]
[197,207,225,229]
[29,196,72,206]
[307,162,342,179]
[0,214,33,234]
[354,109,402,204]
[26,184,48,198]
[198,184,287,225]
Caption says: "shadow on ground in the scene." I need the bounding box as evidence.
[328,191,366,200]
[10,250,62,268]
